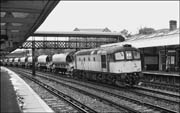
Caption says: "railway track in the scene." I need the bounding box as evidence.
[133,85,180,99]
[33,69,180,104]
[35,68,180,102]
[10,67,179,113]
[12,69,98,113]
[11,68,140,113]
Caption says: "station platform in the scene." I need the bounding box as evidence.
[0,66,54,113]
[142,71,180,77]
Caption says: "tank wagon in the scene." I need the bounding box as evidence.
[73,44,142,86]
[13,58,20,67]
[26,56,32,68]
[20,57,28,68]
[51,52,74,74]
[37,55,51,71]
[0,59,4,66]
[26,56,38,69]
[8,58,14,66]
[0,59,2,66]
[3,44,142,86]
[3,59,8,66]
[1,58,10,66]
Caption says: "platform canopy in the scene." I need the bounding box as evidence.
[101,29,180,48]
[0,0,59,55]
[32,31,126,39]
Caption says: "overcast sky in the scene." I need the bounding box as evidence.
[14,1,179,53]
[37,1,179,34]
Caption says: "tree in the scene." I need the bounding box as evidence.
[138,27,155,35]
[120,29,132,38]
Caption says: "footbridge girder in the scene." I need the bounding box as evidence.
[21,40,114,49]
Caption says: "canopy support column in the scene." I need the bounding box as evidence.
[32,40,36,76]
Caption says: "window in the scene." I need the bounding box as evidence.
[126,51,132,59]
[93,57,95,61]
[79,57,81,61]
[133,51,140,59]
[101,55,106,68]
[115,52,124,60]
[88,57,90,61]
[84,57,85,61]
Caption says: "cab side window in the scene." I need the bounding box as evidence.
[133,51,140,59]
[126,51,133,59]
[115,52,125,60]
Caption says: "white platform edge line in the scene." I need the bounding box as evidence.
[1,67,54,113]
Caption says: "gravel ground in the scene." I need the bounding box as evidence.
[20,76,78,113]
[35,77,123,112]
[37,76,161,113]
[40,75,179,112]
[14,68,179,112]
[55,76,180,112]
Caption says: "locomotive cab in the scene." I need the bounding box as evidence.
[113,49,142,86]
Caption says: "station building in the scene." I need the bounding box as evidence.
[102,20,179,73]
[68,28,118,48]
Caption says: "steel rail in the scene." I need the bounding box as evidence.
[30,68,180,104]
[26,68,180,105]
[134,86,180,99]
[11,68,141,113]
[12,68,179,113]
[140,80,180,92]
[13,69,98,113]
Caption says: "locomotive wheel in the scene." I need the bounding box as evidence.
[96,73,102,82]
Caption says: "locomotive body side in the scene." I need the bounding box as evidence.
[73,45,142,86]
[75,55,102,72]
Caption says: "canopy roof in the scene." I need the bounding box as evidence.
[0,0,59,53]
[75,44,138,56]
[101,29,180,48]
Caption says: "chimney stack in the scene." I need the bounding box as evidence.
[169,20,177,31]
